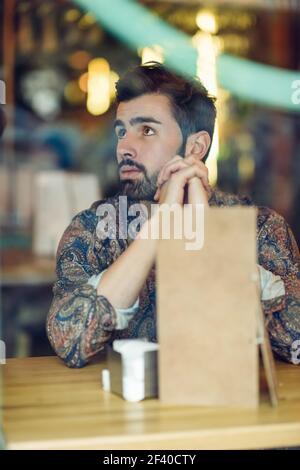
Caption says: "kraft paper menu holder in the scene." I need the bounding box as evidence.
[157,206,278,408]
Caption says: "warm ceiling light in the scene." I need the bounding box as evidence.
[139,45,164,64]
[87,58,111,115]
[196,10,218,34]
[78,72,88,93]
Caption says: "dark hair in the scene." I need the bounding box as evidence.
[115,62,217,161]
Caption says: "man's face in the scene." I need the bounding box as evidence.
[115,93,183,200]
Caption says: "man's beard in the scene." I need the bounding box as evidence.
[118,139,186,201]
[119,160,159,201]
[120,173,159,200]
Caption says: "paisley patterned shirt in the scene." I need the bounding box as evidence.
[46,188,300,367]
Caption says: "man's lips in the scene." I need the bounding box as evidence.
[120,166,142,176]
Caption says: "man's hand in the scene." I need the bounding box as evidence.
[188,176,210,207]
[154,155,210,206]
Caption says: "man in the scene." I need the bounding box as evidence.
[47,62,300,368]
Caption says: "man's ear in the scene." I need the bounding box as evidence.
[184,131,211,161]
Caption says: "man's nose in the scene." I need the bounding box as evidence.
[117,133,138,160]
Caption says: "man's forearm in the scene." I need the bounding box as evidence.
[98,168,208,309]
[96,213,158,309]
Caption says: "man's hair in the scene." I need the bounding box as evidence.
[115,62,217,161]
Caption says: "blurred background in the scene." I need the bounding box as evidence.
[0,0,299,359]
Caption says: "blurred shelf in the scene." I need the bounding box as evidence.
[1,248,56,286]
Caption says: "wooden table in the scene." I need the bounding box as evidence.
[2,355,300,450]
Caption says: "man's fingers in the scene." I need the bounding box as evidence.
[157,157,205,187]
[155,155,210,202]
[157,155,183,187]
[154,179,168,201]
[185,156,209,179]
[158,162,209,191]
[157,155,209,189]
[157,160,188,187]
[185,157,210,190]
[171,164,205,187]
[155,164,208,203]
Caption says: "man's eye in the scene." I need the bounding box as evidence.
[116,128,126,139]
[143,126,155,136]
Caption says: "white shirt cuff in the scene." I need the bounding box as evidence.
[87,270,139,330]
[258,264,285,301]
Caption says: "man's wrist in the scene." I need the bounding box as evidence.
[137,209,160,245]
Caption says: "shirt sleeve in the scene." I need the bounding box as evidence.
[87,270,139,330]
[46,210,119,368]
[258,208,300,364]
[258,264,285,301]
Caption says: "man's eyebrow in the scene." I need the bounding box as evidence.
[113,116,162,130]
[114,119,125,130]
[130,116,162,126]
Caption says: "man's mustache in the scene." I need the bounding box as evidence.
[118,159,146,175]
